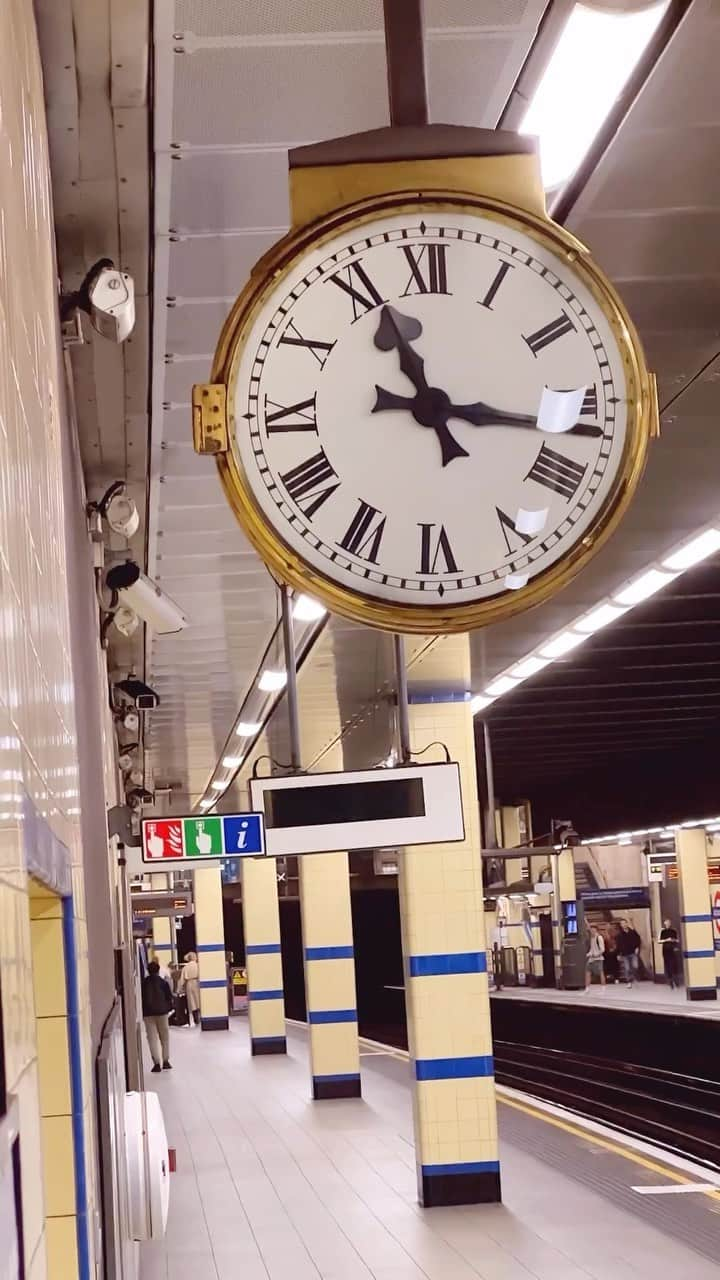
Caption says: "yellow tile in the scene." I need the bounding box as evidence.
[36,1016,71,1116]
[45,1216,79,1280]
[41,1115,77,1217]
[30,916,67,1017]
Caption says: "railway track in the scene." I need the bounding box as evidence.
[494,1040,720,1170]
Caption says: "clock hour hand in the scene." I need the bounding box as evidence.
[447,398,602,438]
[373,304,429,393]
[372,306,469,466]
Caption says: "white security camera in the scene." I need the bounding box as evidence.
[118,744,139,772]
[95,481,140,538]
[61,257,135,344]
[113,605,140,638]
[106,562,187,635]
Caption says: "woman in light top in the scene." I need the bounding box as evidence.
[179,951,200,1025]
[586,925,606,987]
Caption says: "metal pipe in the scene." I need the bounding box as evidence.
[394,634,412,764]
[482,719,498,849]
[383,0,429,127]
[280,584,301,771]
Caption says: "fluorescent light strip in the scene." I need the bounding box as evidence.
[471,518,720,718]
[583,814,720,845]
[520,2,670,190]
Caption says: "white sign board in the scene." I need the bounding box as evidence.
[250,762,464,858]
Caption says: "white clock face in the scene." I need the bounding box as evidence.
[228,207,633,614]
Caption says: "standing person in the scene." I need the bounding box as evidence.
[586,925,606,986]
[142,960,174,1073]
[659,919,680,989]
[616,919,641,987]
[603,927,620,983]
[179,951,201,1026]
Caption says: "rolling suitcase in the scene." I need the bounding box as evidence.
[170,993,189,1027]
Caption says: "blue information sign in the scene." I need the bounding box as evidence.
[222,814,264,857]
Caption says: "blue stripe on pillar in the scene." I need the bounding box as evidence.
[305,945,354,960]
[409,951,487,977]
[250,989,284,1001]
[683,949,715,958]
[681,914,712,923]
[246,943,281,955]
[199,979,227,988]
[307,1009,357,1024]
[415,1055,494,1081]
[422,1160,500,1176]
[197,942,226,952]
[152,942,172,951]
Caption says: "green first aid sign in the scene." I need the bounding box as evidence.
[183,817,223,857]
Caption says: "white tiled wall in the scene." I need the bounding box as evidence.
[0,1,108,1274]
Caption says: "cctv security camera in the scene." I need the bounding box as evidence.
[94,481,140,539]
[106,562,187,635]
[60,257,135,344]
[113,606,140,638]
[115,676,160,711]
[118,744,139,772]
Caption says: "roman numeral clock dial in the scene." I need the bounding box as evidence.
[220,200,650,632]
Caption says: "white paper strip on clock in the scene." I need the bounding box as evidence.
[515,507,548,536]
[537,385,586,434]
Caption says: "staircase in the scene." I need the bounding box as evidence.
[575,861,613,924]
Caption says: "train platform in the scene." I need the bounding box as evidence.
[491,982,720,1019]
[140,1020,720,1280]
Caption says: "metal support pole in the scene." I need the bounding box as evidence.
[394,634,411,764]
[482,719,498,850]
[280,584,301,771]
[383,0,429,127]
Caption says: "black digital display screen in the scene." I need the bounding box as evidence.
[263,777,426,829]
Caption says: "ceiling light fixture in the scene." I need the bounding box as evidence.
[293,594,327,622]
[510,655,550,680]
[236,721,262,737]
[210,780,225,792]
[613,567,677,607]
[471,515,720,721]
[222,756,242,769]
[258,669,287,693]
[539,630,587,659]
[574,602,627,634]
[200,799,214,810]
[662,527,720,572]
[520,1,670,190]
[484,675,518,697]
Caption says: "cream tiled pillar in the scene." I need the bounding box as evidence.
[242,856,286,1054]
[29,884,80,1278]
[500,806,525,887]
[676,829,717,1001]
[298,851,361,1099]
[552,849,577,985]
[150,873,175,966]
[193,867,229,1030]
[400,694,500,1208]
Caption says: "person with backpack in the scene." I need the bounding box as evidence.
[616,919,642,987]
[142,960,174,1072]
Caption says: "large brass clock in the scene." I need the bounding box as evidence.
[194,159,655,635]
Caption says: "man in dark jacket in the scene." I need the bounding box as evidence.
[142,960,174,1072]
[616,920,642,987]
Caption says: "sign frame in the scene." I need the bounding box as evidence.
[141,812,266,865]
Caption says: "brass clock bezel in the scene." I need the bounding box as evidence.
[210,189,653,635]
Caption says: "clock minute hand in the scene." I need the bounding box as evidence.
[447,398,602,438]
